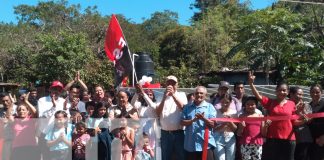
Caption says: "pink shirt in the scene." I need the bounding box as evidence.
[12,116,37,148]
[239,121,263,145]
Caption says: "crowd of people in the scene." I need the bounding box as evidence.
[0,71,324,160]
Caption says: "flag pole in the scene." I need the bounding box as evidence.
[132,53,139,87]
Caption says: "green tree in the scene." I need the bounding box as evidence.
[34,30,96,85]
[187,3,248,73]
[1,45,37,85]
[227,8,316,84]
[191,0,250,21]
[14,0,81,32]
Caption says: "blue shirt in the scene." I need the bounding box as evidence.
[181,101,217,152]
[45,123,73,151]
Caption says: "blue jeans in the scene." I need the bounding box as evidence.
[161,129,184,160]
[214,133,236,160]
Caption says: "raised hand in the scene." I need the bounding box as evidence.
[59,132,66,140]
[239,121,246,128]
[248,71,256,84]
[63,97,68,110]
[74,71,80,82]
[51,95,57,107]
[265,119,272,127]
[22,92,30,103]
[76,71,80,81]
[8,92,17,104]
[95,127,101,134]
[135,83,144,94]
[165,85,174,96]
[296,101,305,113]
[72,97,79,108]
[316,135,324,146]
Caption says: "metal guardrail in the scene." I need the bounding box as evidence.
[124,85,313,103]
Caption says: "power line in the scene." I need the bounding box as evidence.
[279,0,324,5]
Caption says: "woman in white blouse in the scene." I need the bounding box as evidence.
[131,84,159,150]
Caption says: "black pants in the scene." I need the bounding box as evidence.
[262,138,295,160]
[11,146,40,160]
[309,143,324,160]
[185,148,215,160]
[295,142,311,160]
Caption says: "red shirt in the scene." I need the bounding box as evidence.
[261,96,296,140]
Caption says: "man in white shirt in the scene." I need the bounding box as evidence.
[37,80,65,160]
[38,80,65,118]
[156,75,187,160]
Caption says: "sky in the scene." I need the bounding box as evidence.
[0,0,276,25]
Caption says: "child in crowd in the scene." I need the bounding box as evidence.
[72,122,90,160]
[84,101,95,120]
[135,135,154,160]
[142,135,154,158]
[120,117,135,160]
[112,117,135,160]
[45,111,73,160]
[70,110,82,133]
[87,102,109,136]
[237,97,265,160]
[81,91,91,103]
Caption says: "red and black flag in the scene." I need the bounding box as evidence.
[104,14,132,86]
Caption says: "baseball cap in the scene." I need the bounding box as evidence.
[219,81,230,89]
[166,75,178,83]
[50,80,64,90]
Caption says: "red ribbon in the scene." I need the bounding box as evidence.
[201,112,324,160]
[202,126,209,160]
[207,112,324,123]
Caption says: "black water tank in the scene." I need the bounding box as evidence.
[134,52,155,80]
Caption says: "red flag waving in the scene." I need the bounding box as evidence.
[104,15,132,86]
[104,14,126,62]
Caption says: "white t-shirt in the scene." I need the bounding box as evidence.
[131,93,158,118]
[160,91,187,131]
[38,96,65,118]
[37,96,65,134]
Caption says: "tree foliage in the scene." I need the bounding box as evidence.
[228,7,323,84]
[0,0,324,88]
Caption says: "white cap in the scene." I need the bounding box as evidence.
[166,75,178,83]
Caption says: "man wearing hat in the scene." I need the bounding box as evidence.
[211,81,242,112]
[37,80,66,160]
[38,80,66,118]
[156,75,187,160]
